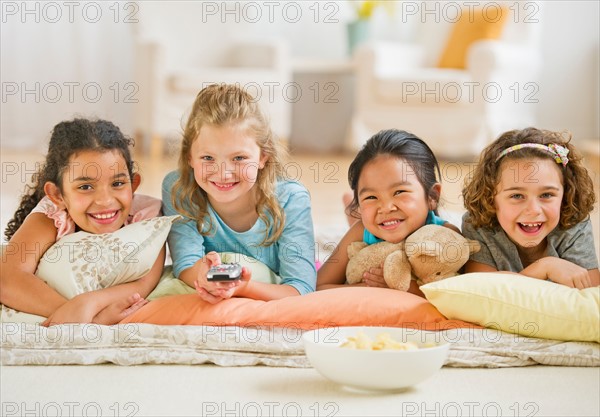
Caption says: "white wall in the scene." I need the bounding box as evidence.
[1,1,598,149]
[0,1,135,149]
[536,0,599,141]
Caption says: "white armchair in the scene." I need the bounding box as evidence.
[134,36,292,154]
[350,2,543,157]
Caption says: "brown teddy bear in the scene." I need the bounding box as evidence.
[346,225,480,291]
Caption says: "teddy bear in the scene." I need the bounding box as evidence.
[346,225,481,291]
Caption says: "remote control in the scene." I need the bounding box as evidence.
[207,263,242,281]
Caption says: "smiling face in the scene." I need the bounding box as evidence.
[494,158,564,251]
[357,155,438,244]
[45,150,137,234]
[188,122,268,211]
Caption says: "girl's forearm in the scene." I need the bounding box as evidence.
[520,258,550,280]
[237,282,300,301]
[0,272,66,317]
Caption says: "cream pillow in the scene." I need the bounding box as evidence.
[147,252,280,300]
[421,273,600,343]
[35,215,179,299]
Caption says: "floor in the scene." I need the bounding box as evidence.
[1,364,598,417]
[2,145,598,258]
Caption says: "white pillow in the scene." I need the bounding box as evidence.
[35,215,179,299]
[421,273,600,343]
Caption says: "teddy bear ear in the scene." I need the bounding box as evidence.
[347,241,368,259]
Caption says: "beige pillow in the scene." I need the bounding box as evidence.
[421,273,600,343]
[35,215,179,299]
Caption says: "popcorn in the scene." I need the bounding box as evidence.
[340,332,431,351]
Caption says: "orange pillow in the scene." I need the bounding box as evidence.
[438,7,508,69]
[121,287,476,330]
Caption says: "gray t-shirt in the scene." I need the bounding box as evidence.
[461,213,599,271]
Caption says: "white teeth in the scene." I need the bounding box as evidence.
[382,220,400,226]
[91,212,116,220]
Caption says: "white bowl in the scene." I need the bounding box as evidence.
[303,326,449,391]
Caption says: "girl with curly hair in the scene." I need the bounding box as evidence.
[462,127,599,288]
[2,118,164,324]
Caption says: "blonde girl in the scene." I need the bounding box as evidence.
[162,84,316,303]
[462,127,599,288]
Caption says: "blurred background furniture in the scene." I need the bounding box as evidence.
[349,2,543,157]
[134,35,292,154]
[290,59,355,153]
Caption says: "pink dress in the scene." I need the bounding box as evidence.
[30,194,162,239]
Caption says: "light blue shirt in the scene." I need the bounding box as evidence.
[162,171,316,295]
[363,211,447,244]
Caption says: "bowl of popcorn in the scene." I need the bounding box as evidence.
[302,326,450,391]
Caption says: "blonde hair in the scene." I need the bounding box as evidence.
[463,127,596,229]
[172,84,288,245]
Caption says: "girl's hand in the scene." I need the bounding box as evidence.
[362,266,388,288]
[195,267,252,303]
[544,258,592,289]
[41,293,98,326]
[193,252,239,304]
[92,293,148,325]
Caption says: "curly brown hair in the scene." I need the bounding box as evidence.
[4,118,135,241]
[172,83,288,246]
[463,127,596,230]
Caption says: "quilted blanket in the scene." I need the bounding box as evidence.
[2,323,598,367]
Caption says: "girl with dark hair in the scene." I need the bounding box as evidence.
[1,118,164,324]
[317,129,460,293]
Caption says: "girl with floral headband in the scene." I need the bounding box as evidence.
[462,127,599,288]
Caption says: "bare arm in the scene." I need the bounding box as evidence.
[316,221,365,290]
[0,213,66,316]
[521,257,595,289]
[2,211,166,324]
[464,257,598,289]
[180,252,301,303]
[42,245,166,326]
[235,279,300,300]
[463,259,500,273]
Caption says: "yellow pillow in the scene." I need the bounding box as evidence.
[438,7,508,69]
[421,273,600,343]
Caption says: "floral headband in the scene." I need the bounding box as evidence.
[495,143,569,167]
